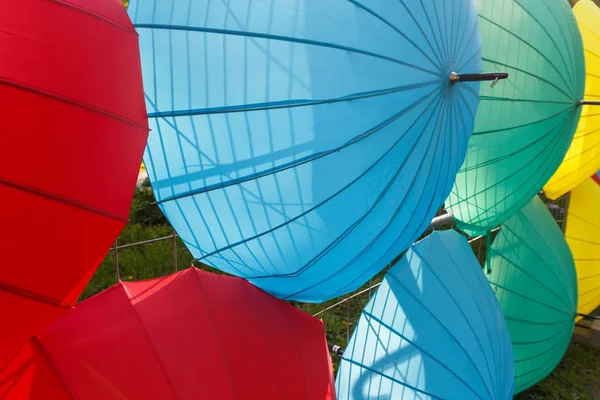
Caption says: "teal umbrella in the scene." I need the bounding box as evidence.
[486,196,577,394]
[446,0,585,236]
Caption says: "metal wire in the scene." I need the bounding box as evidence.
[107,200,569,355]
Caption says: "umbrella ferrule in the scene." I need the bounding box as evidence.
[449,72,509,87]
[579,100,600,106]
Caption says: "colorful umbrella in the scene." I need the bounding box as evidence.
[486,196,577,394]
[0,268,335,400]
[544,0,600,199]
[0,0,148,366]
[336,230,514,399]
[565,174,600,317]
[446,0,585,235]
[128,0,491,302]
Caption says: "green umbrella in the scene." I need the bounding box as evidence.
[446,0,585,235]
[486,196,577,394]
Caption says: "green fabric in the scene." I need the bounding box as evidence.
[486,196,577,394]
[446,0,585,236]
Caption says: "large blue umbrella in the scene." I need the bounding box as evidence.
[336,230,514,399]
[128,0,485,302]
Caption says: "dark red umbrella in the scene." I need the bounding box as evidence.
[0,268,336,400]
[0,0,148,364]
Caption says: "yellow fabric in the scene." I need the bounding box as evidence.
[544,0,600,200]
[566,178,600,318]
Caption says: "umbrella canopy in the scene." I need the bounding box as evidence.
[486,196,577,394]
[565,174,600,317]
[128,0,484,302]
[446,0,585,236]
[544,0,600,200]
[0,0,148,366]
[0,268,335,400]
[336,230,514,399]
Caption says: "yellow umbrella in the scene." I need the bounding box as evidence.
[565,173,600,317]
[544,0,600,199]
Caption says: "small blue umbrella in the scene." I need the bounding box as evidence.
[128,0,488,302]
[336,230,514,399]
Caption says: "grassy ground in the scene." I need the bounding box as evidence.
[515,341,600,399]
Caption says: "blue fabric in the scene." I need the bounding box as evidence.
[336,230,514,399]
[128,0,482,302]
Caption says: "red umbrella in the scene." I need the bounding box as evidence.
[0,268,336,400]
[0,0,148,364]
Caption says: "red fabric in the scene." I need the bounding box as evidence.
[1,269,336,400]
[0,0,148,366]
[593,173,600,185]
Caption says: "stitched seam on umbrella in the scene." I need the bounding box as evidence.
[33,336,78,399]
[0,176,127,223]
[0,282,72,309]
[363,310,485,400]
[245,89,446,283]
[47,0,136,34]
[187,90,441,279]
[152,83,438,200]
[0,77,148,131]
[340,357,445,400]
[190,270,240,400]
[133,24,439,76]
[121,283,179,400]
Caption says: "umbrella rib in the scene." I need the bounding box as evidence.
[158,86,438,204]
[489,282,572,317]
[121,284,180,399]
[454,119,573,231]
[491,226,576,310]
[438,234,501,394]
[32,336,79,399]
[504,315,572,326]
[514,0,576,97]
[416,0,447,62]
[347,0,442,70]
[0,282,72,310]
[489,249,575,313]
[512,325,571,363]
[0,78,147,131]
[363,305,487,400]
[134,24,439,77]
[480,58,575,102]
[190,271,241,400]
[339,357,445,399]
[396,0,445,66]
[423,242,500,397]
[0,176,127,223]
[197,89,442,277]
[266,90,446,289]
[471,104,571,136]
[303,92,453,298]
[48,0,136,34]
[541,0,580,93]
[146,81,438,119]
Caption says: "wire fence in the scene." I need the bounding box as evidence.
[103,193,571,357]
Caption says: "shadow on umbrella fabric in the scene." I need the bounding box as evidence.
[0,268,335,400]
[336,230,514,399]
[486,196,577,394]
[128,0,482,303]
